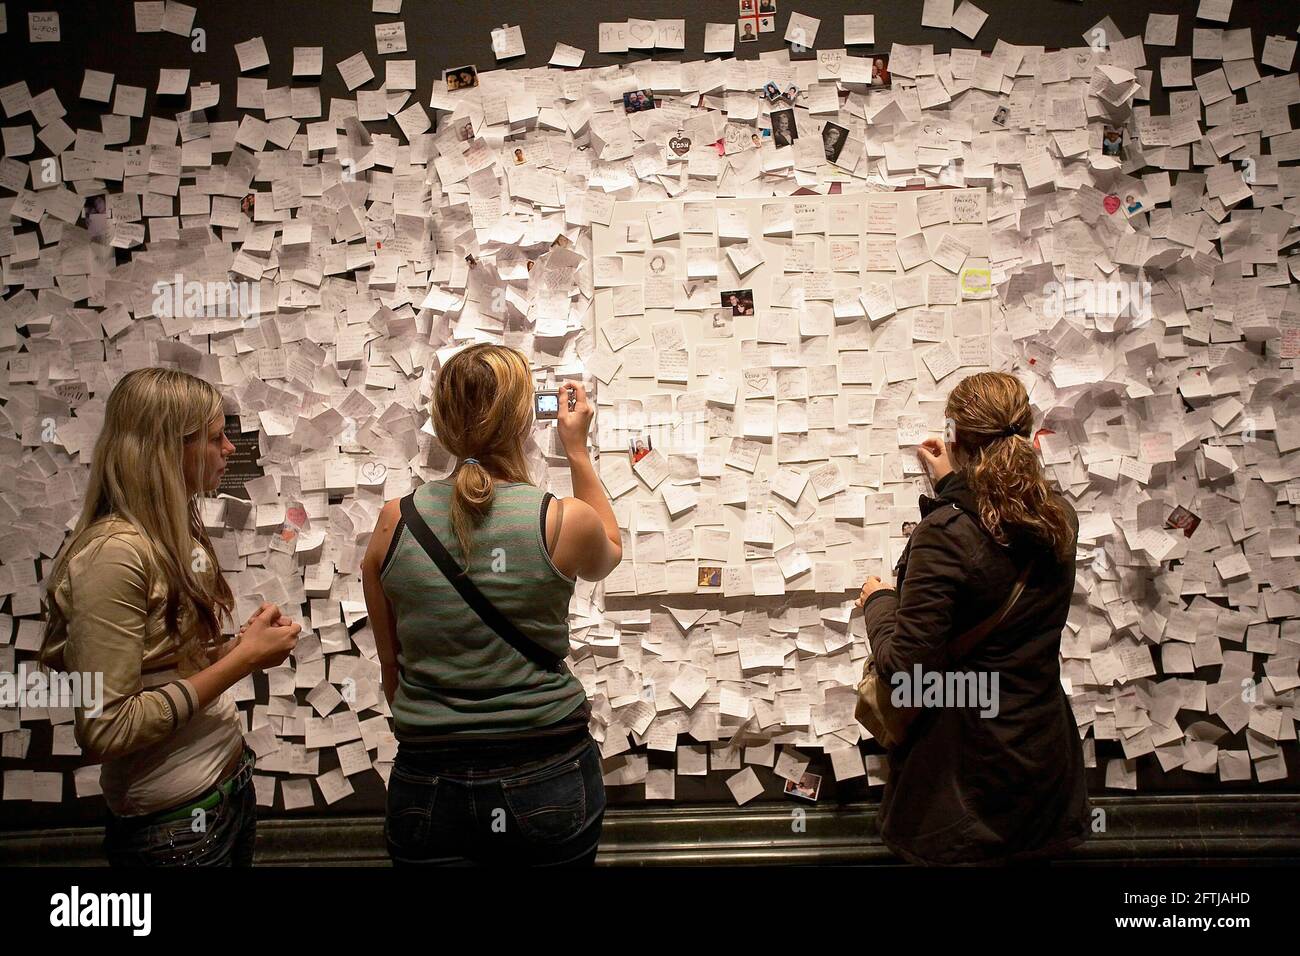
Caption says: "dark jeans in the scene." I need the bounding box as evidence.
[103,747,257,867]
[386,732,606,866]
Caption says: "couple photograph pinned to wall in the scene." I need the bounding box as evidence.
[721,288,754,315]
[623,89,656,112]
[443,64,479,90]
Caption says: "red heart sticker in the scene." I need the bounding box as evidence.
[1103,194,1120,215]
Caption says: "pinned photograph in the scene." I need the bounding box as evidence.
[630,433,653,464]
[1165,505,1201,538]
[822,121,849,165]
[1123,190,1147,217]
[697,565,723,588]
[758,0,776,12]
[763,81,782,101]
[240,192,256,221]
[991,105,1010,128]
[758,14,775,32]
[83,194,108,241]
[1102,124,1124,158]
[623,89,657,113]
[511,146,528,165]
[738,18,758,42]
[783,83,800,104]
[739,0,755,11]
[870,55,891,87]
[770,107,797,147]
[721,288,755,315]
[901,520,919,538]
[784,770,822,802]
[443,65,479,91]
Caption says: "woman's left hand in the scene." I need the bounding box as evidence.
[854,576,891,610]
[237,602,278,638]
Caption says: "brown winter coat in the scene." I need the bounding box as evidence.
[861,469,1090,865]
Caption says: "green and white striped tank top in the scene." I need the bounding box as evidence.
[380,479,585,736]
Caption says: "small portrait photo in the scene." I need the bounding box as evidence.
[552,234,574,250]
[739,0,754,11]
[991,105,1010,128]
[758,0,776,12]
[783,83,800,104]
[240,192,256,221]
[738,18,758,42]
[444,65,479,91]
[758,14,775,32]
[901,520,919,538]
[630,433,653,464]
[764,81,782,101]
[456,119,474,141]
[870,55,891,88]
[784,770,822,802]
[821,120,849,165]
[623,89,657,113]
[511,146,528,165]
[1165,505,1202,539]
[83,194,108,241]
[1101,124,1124,158]
[698,565,723,588]
[770,107,797,147]
[1123,191,1146,216]
[721,288,755,316]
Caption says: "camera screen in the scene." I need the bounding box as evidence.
[536,392,559,417]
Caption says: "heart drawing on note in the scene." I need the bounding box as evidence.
[669,135,691,155]
[360,461,387,485]
[629,22,654,44]
[1103,194,1120,215]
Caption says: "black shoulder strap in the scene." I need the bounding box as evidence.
[398,490,565,673]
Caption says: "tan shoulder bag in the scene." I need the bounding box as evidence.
[855,558,1034,750]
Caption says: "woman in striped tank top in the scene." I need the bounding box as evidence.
[362,344,623,866]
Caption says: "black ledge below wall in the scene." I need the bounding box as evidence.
[2,794,1298,866]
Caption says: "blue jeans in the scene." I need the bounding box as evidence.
[103,747,257,867]
[386,733,606,866]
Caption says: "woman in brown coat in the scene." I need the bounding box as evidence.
[855,371,1090,865]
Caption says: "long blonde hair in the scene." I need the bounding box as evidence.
[430,344,535,572]
[41,368,234,665]
[945,371,1075,563]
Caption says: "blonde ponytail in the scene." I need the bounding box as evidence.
[430,344,536,572]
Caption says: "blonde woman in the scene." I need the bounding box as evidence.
[41,368,301,867]
[854,371,1089,865]
[362,344,622,866]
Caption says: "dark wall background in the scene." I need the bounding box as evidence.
[2,0,1298,828]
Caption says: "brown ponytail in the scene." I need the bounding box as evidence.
[945,371,1076,563]
[429,344,536,572]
